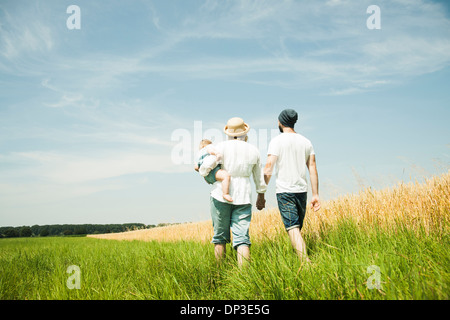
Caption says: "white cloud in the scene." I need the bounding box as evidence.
[2,0,450,95]
[44,93,85,108]
[41,78,58,91]
[328,87,364,96]
[158,0,450,91]
[0,8,54,60]
[2,150,185,184]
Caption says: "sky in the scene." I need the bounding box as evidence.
[1,0,449,227]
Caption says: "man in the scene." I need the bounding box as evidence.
[263,109,320,263]
[205,117,266,267]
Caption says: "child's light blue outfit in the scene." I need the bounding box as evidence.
[197,146,220,185]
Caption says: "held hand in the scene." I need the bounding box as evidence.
[256,194,266,210]
[310,195,321,212]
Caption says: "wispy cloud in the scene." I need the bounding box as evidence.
[44,93,85,108]
[0,17,53,60]
[146,0,450,92]
[2,1,450,94]
[0,3,55,65]
[0,147,189,209]
[8,151,179,184]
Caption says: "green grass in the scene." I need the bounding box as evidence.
[1,218,449,300]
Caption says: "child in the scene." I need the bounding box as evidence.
[195,139,233,202]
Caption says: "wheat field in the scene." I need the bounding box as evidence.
[88,171,450,244]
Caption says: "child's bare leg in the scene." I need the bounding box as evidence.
[215,169,232,202]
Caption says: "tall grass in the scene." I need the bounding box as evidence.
[0,237,221,300]
[1,172,449,300]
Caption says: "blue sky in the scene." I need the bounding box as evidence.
[1,0,449,227]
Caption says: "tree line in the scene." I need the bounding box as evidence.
[0,222,182,238]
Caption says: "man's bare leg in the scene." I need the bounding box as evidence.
[214,244,226,263]
[215,169,233,202]
[287,227,311,264]
[236,245,250,268]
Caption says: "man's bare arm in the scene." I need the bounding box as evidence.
[252,155,267,210]
[306,154,320,211]
[264,154,278,185]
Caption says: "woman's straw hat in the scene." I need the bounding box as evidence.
[223,117,250,137]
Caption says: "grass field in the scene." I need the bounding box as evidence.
[1,172,449,300]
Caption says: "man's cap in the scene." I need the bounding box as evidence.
[278,109,298,128]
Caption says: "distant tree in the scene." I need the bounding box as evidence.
[0,222,148,237]
[31,225,40,235]
[4,228,19,238]
[157,223,169,227]
[19,226,32,237]
[74,226,87,235]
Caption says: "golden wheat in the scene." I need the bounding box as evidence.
[88,171,450,243]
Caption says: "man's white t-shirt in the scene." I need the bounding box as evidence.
[210,140,267,205]
[267,132,315,194]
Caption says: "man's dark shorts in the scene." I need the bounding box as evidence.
[276,192,307,231]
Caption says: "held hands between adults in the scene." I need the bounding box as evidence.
[256,193,266,210]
